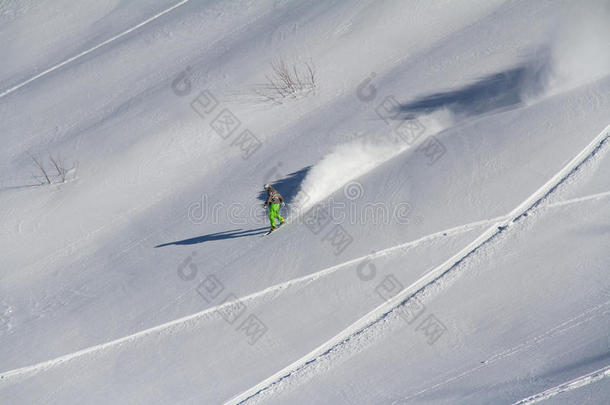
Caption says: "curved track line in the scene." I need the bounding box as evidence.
[512,364,610,404]
[225,125,610,404]
[547,189,610,208]
[1,130,607,384]
[0,216,498,381]
[5,199,591,382]
[0,0,194,99]
[400,300,610,402]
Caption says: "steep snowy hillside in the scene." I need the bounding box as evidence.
[1,0,608,404]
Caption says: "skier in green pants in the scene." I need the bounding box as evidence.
[263,184,285,234]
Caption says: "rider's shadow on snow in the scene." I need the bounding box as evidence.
[156,167,310,248]
[397,52,551,120]
[155,227,269,247]
[257,166,311,203]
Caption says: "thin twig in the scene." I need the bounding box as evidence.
[49,155,66,182]
[29,154,51,184]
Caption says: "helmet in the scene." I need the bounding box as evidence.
[264,184,271,189]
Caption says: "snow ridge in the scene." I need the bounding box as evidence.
[512,364,610,404]
[0,216,500,381]
[6,187,610,384]
[401,300,610,402]
[0,0,194,99]
[226,125,610,404]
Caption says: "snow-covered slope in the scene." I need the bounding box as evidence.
[1,0,609,404]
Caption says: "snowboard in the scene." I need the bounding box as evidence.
[264,221,286,236]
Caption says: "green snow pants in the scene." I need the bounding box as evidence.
[268,203,284,227]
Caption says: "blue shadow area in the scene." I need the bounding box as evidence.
[398,54,550,119]
[155,227,268,247]
[258,166,311,203]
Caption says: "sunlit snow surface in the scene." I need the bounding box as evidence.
[0,0,609,404]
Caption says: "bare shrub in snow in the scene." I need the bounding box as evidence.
[29,154,76,185]
[49,155,68,182]
[29,154,52,185]
[256,58,316,104]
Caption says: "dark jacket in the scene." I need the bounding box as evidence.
[264,186,284,206]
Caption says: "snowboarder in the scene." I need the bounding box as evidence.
[263,184,285,234]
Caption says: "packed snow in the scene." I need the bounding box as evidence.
[1,0,609,404]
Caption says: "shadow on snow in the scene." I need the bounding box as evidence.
[257,166,311,203]
[397,51,551,119]
[155,227,268,247]
[156,166,311,248]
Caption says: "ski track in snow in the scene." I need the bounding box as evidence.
[1,126,609,385]
[0,216,501,381]
[547,189,610,208]
[511,363,610,404]
[3,2,609,403]
[398,299,610,403]
[0,0,194,99]
[226,125,610,404]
